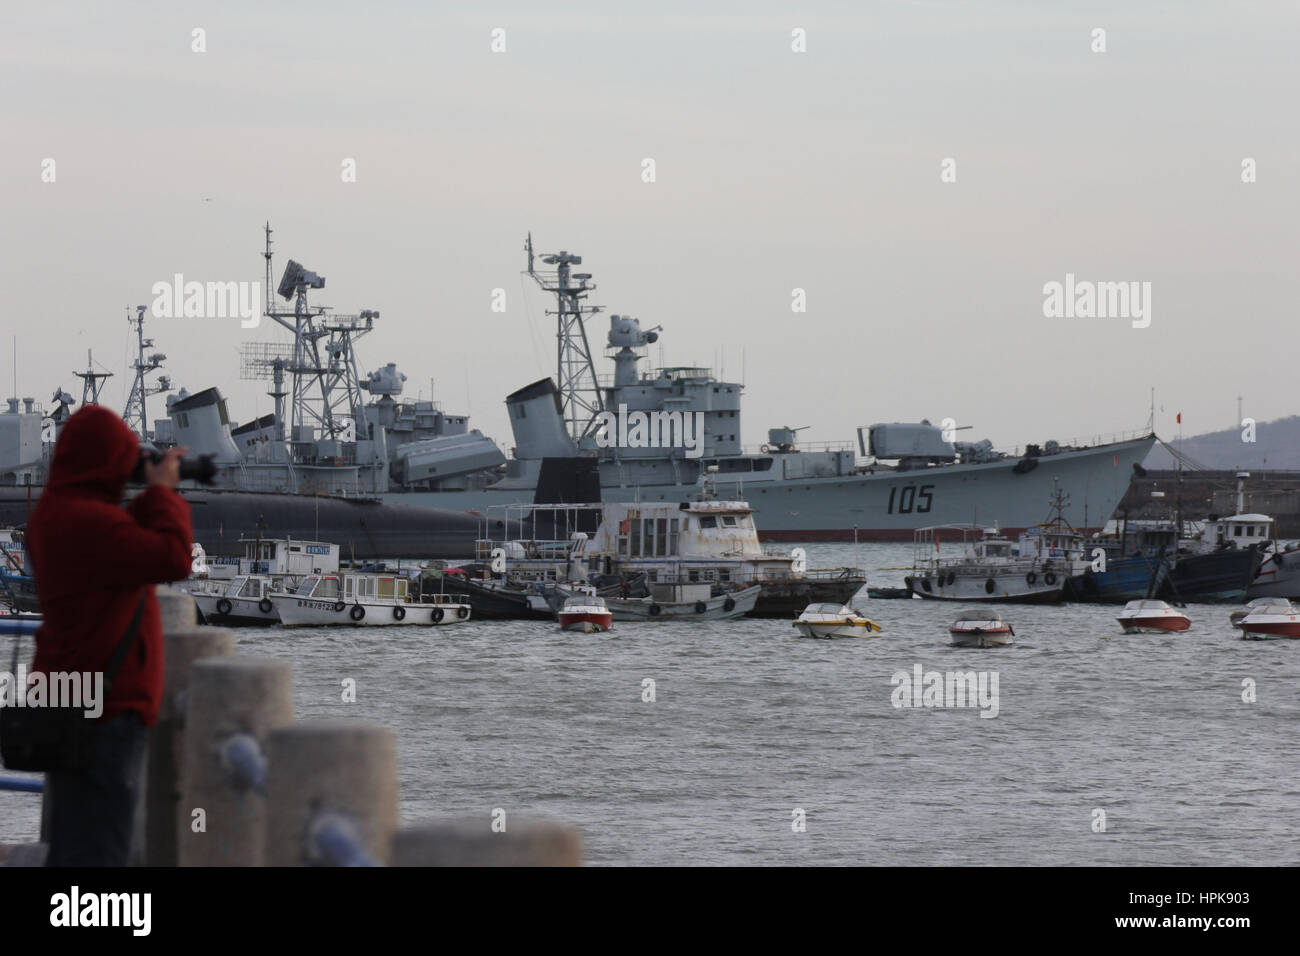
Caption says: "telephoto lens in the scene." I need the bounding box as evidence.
[129,446,218,486]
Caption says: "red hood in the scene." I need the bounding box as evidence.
[46,405,141,499]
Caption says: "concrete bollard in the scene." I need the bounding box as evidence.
[392,821,583,867]
[155,584,197,632]
[177,657,294,866]
[265,721,398,866]
[143,626,237,866]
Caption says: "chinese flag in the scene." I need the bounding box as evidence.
[619,519,630,533]
[1176,412,1182,424]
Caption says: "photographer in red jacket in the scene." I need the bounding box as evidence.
[27,405,193,866]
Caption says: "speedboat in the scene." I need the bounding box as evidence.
[948,611,1015,647]
[792,603,882,639]
[1236,601,1300,640]
[556,590,613,633]
[1229,597,1278,629]
[1117,600,1190,634]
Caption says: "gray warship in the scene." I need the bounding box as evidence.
[1,227,1156,545]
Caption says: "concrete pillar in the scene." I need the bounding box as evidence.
[393,821,582,867]
[155,584,197,632]
[177,657,293,866]
[143,625,236,866]
[265,721,398,866]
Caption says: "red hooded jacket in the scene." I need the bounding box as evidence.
[28,405,193,725]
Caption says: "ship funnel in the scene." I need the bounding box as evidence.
[505,379,577,460]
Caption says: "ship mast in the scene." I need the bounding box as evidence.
[123,305,172,439]
[73,349,112,406]
[524,234,605,441]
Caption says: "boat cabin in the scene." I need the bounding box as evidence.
[294,573,408,604]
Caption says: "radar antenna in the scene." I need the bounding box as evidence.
[124,306,172,439]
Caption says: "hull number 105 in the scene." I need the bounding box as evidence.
[887,483,934,514]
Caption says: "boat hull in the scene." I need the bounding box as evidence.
[191,593,279,626]
[793,622,879,639]
[599,585,761,621]
[1065,555,1169,603]
[948,626,1014,647]
[271,596,471,627]
[1168,550,1263,603]
[558,611,613,632]
[1117,617,1190,634]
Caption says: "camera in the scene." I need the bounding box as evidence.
[130,447,219,486]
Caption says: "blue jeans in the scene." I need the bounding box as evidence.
[44,712,147,867]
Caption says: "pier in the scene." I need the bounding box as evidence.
[0,587,581,867]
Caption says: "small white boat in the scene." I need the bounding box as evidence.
[270,573,472,627]
[1229,597,1278,629]
[1117,599,1190,634]
[556,589,613,633]
[190,574,282,625]
[1237,601,1300,640]
[792,603,882,639]
[948,611,1015,647]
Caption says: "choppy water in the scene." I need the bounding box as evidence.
[3,543,1298,865]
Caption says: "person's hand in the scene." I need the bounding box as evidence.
[144,446,188,489]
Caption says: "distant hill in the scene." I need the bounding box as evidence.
[1143,416,1300,470]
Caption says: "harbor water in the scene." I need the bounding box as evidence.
[3,542,1297,865]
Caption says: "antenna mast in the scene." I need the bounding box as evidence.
[73,349,113,406]
[524,234,605,441]
[124,305,172,439]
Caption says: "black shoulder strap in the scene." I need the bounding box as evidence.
[102,594,147,694]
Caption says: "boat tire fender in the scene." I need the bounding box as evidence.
[723,597,736,612]
[1026,572,1037,585]
[392,606,406,621]
[259,598,273,614]
[457,606,469,619]
[432,607,444,623]
[694,601,707,614]
[984,578,996,594]
[1044,571,1057,586]
[648,604,662,617]
[350,604,365,622]
[216,598,232,617]
[333,601,346,613]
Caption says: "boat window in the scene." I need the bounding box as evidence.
[669,518,679,555]
[238,579,259,598]
[689,569,700,582]
[397,579,408,598]
[721,516,737,527]
[1235,525,1242,536]
[378,577,395,599]
[317,577,340,599]
[630,519,641,556]
[699,516,718,529]
[719,569,731,581]
[297,576,318,596]
[656,519,668,557]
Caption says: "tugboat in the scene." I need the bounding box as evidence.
[948,611,1015,647]
[792,603,882,639]
[1116,600,1190,634]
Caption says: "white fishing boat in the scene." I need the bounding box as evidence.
[556,587,613,633]
[1117,600,1190,634]
[180,537,342,624]
[1236,601,1300,640]
[948,611,1015,647]
[270,572,471,627]
[792,603,882,639]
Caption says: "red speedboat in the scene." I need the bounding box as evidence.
[1237,602,1300,640]
[556,591,613,633]
[1117,600,1190,634]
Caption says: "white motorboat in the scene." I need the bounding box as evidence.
[792,603,882,639]
[1236,601,1300,640]
[270,572,471,627]
[1117,600,1190,634]
[190,574,283,625]
[556,588,613,633]
[948,611,1015,647]
[180,537,342,624]
[1228,597,1278,629]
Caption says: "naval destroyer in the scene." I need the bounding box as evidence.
[1,227,1155,544]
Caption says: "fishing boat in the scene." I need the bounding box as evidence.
[555,587,613,633]
[553,582,761,622]
[1236,601,1300,640]
[792,603,882,639]
[270,572,471,627]
[1116,600,1190,634]
[905,525,1067,603]
[948,611,1015,647]
[180,537,342,624]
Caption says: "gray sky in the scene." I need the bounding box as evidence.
[2,0,1297,453]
